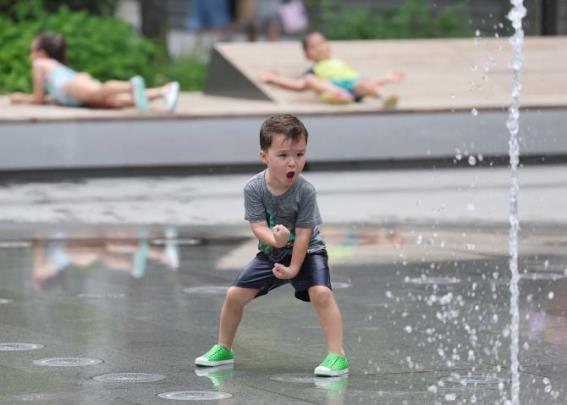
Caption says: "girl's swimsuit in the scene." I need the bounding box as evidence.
[44,63,83,106]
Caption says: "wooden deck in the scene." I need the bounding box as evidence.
[1,36,566,123]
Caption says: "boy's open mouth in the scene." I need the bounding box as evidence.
[286,171,295,179]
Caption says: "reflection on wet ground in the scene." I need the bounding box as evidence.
[1,223,567,404]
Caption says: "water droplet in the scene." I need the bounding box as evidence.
[471,108,478,116]
[548,291,555,300]
[468,155,477,166]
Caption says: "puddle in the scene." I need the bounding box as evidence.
[437,372,507,392]
[0,343,44,351]
[0,240,32,248]
[405,276,461,285]
[520,272,567,281]
[157,391,232,400]
[33,357,103,367]
[152,238,200,246]
[77,293,126,299]
[183,286,227,295]
[93,373,166,383]
[270,373,318,384]
[333,281,352,289]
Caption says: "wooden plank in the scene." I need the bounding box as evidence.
[1,37,565,122]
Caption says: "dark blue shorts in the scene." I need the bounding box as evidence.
[233,250,331,302]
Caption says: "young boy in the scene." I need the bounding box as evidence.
[259,31,403,105]
[195,114,349,377]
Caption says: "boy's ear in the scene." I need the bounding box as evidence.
[259,149,268,164]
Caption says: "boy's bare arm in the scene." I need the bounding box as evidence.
[273,227,312,279]
[250,221,290,248]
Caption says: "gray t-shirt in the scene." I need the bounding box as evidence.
[244,170,326,261]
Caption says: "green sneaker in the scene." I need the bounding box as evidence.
[314,353,349,377]
[195,344,234,367]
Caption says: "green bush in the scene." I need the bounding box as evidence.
[320,0,473,40]
[154,57,207,92]
[0,0,117,20]
[0,6,162,93]
[0,4,207,94]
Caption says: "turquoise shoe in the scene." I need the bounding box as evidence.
[131,75,149,112]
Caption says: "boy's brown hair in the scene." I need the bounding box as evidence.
[259,114,309,151]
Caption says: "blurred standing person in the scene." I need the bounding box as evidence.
[278,0,309,36]
[186,0,231,34]
[238,0,282,42]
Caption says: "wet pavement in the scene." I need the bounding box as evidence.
[1,167,567,404]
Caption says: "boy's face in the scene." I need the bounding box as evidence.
[261,134,307,190]
[305,33,332,62]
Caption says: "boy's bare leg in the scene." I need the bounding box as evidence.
[309,286,346,356]
[218,286,258,349]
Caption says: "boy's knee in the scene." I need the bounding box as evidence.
[309,285,332,307]
[225,286,255,307]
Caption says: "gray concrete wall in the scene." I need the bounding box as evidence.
[0,110,565,172]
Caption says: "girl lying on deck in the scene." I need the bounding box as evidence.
[9,32,179,112]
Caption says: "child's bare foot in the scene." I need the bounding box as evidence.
[382,94,399,109]
[386,71,405,83]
